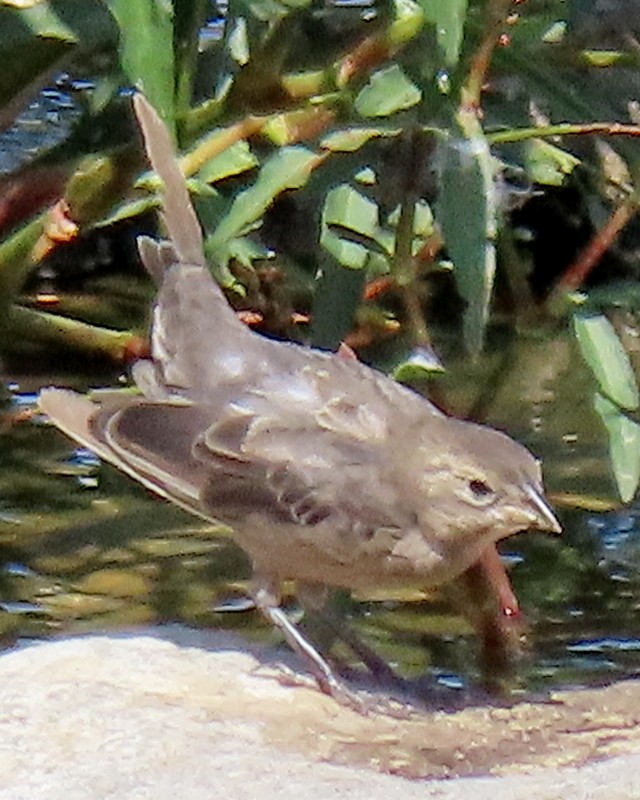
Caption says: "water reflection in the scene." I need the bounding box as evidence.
[0,81,81,174]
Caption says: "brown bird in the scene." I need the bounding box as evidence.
[39,95,560,707]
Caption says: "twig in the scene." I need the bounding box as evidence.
[464,0,516,110]
[553,197,637,294]
[488,121,640,145]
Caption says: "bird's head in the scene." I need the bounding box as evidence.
[410,415,560,559]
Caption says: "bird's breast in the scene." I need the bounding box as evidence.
[232,514,460,591]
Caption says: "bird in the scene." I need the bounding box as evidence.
[39,94,561,708]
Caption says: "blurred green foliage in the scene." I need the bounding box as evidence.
[2,0,640,502]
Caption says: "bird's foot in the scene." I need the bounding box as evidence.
[253,661,414,719]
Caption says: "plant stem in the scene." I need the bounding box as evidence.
[392,131,431,348]
[465,0,515,109]
[553,197,638,295]
[6,305,141,364]
[488,122,640,145]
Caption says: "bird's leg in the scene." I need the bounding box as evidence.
[316,616,402,685]
[297,582,401,686]
[251,578,367,711]
[252,579,414,718]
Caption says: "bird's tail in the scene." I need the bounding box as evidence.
[132,94,257,399]
[133,93,204,269]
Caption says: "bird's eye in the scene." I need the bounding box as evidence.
[468,479,495,501]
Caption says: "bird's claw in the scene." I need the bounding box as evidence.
[253,662,414,719]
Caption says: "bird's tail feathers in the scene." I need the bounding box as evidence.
[133,94,256,393]
[133,94,204,268]
[136,236,177,285]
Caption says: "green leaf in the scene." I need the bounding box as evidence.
[574,313,640,411]
[419,0,468,66]
[355,167,377,185]
[326,223,392,259]
[393,347,445,381]
[0,217,44,320]
[541,21,566,44]
[97,197,159,227]
[438,128,497,355]
[413,200,434,238]
[310,258,366,351]
[228,17,250,65]
[594,393,640,503]
[206,146,320,265]
[582,50,625,67]
[525,139,581,186]
[574,281,640,313]
[184,178,218,196]
[387,200,434,239]
[355,65,422,118]
[198,140,258,183]
[388,0,425,46]
[321,128,402,153]
[1,1,76,39]
[226,236,272,267]
[0,0,114,44]
[107,0,176,136]
[320,185,384,269]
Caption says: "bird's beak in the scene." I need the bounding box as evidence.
[523,483,562,534]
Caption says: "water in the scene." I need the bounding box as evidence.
[0,78,84,174]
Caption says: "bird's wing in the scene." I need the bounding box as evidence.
[40,388,412,537]
[190,376,418,537]
[39,389,213,522]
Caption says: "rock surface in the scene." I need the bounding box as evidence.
[1,627,640,799]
